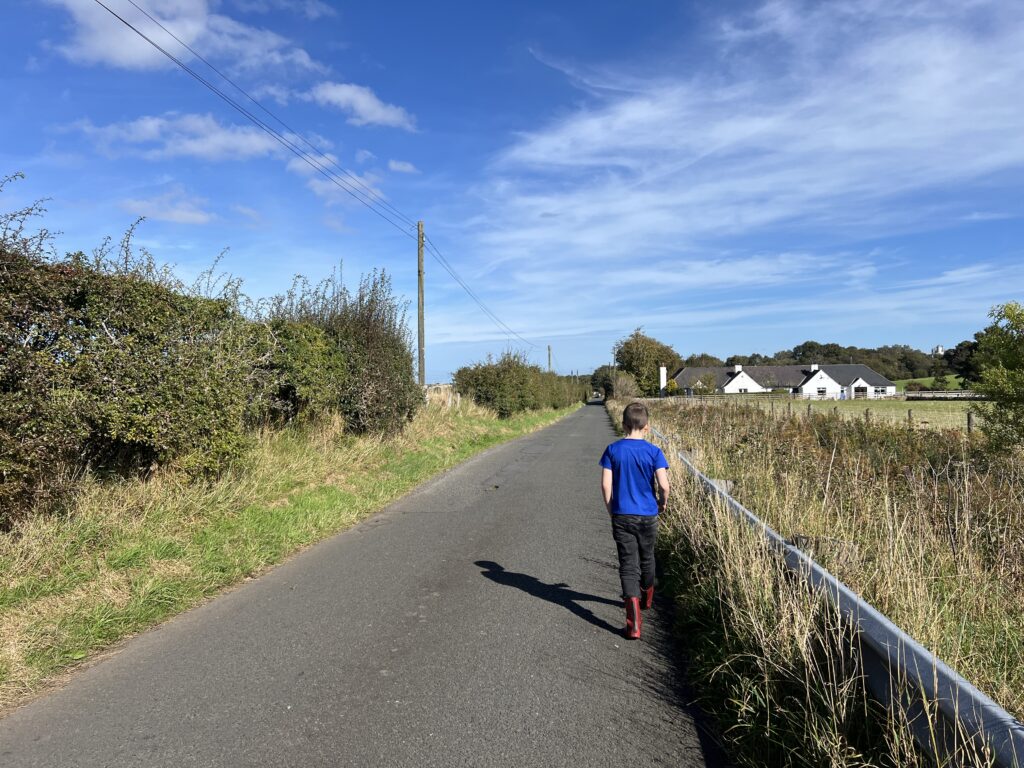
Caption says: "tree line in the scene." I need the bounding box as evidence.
[593,329,991,397]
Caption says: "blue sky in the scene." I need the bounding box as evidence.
[2,0,1023,382]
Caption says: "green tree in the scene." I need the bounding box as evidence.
[973,302,1024,448]
[613,329,682,396]
[944,338,985,384]
[682,352,724,367]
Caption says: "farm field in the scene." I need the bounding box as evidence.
[893,375,964,391]
[671,395,975,430]
[741,395,975,430]
[622,398,1023,766]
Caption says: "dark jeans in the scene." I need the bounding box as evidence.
[611,514,658,599]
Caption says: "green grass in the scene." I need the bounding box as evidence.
[0,401,579,709]
[740,396,974,430]
[892,375,963,391]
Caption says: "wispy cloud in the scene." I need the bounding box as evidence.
[388,159,419,174]
[231,0,336,20]
[286,153,385,204]
[43,0,324,74]
[231,203,265,226]
[305,82,417,130]
[74,113,281,161]
[473,0,1024,272]
[121,185,213,224]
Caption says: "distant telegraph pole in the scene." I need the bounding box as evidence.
[417,220,425,386]
[548,345,552,372]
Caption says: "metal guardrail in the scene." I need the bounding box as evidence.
[649,425,1024,767]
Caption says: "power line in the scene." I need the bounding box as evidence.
[424,236,536,348]
[120,0,420,234]
[91,0,416,237]
[91,0,539,351]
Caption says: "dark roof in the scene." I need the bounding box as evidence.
[818,364,894,387]
[671,367,735,390]
[672,363,894,390]
[742,365,809,388]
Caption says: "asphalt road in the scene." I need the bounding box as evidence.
[0,402,725,767]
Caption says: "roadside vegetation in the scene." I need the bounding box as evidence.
[0,175,582,709]
[1,174,420,527]
[0,400,577,710]
[453,352,588,416]
[609,397,1023,766]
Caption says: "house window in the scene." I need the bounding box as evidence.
[874,387,887,396]
[738,388,748,393]
[816,387,827,397]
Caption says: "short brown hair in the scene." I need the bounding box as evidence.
[622,402,648,432]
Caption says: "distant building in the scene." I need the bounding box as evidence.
[671,363,897,399]
[932,345,945,356]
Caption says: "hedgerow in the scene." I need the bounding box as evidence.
[453,352,588,417]
[0,176,419,526]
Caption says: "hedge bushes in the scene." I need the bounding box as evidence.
[0,199,420,526]
[454,353,588,417]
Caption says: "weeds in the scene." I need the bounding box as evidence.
[609,399,1022,767]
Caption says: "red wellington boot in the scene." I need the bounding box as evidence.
[640,585,654,611]
[624,596,642,640]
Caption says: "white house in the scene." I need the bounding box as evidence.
[672,363,897,399]
[797,365,844,399]
[721,367,767,394]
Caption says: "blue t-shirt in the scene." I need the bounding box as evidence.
[599,439,669,516]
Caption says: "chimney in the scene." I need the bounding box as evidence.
[810,363,819,372]
[733,364,743,373]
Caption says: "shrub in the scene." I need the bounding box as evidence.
[0,176,421,525]
[973,301,1024,450]
[0,245,263,523]
[266,270,421,434]
[454,353,585,417]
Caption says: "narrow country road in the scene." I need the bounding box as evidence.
[0,403,724,767]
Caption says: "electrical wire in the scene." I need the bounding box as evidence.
[120,0,420,234]
[424,235,536,348]
[91,0,416,237]
[91,0,540,351]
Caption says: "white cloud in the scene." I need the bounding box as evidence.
[388,159,419,174]
[121,185,213,224]
[250,84,293,106]
[231,204,264,225]
[474,0,1024,271]
[306,82,416,130]
[285,152,339,176]
[355,149,376,164]
[231,0,336,20]
[285,152,385,204]
[75,113,281,160]
[43,0,323,74]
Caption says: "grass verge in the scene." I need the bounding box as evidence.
[0,401,579,710]
[607,398,1022,767]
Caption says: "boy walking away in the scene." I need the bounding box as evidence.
[599,402,670,640]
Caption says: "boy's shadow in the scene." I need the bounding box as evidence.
[475,560,620,635]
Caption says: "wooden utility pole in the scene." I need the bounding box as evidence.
[548,345,552,372]
[417,220,425,387]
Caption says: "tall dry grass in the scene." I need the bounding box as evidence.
[608,398,1023,767]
